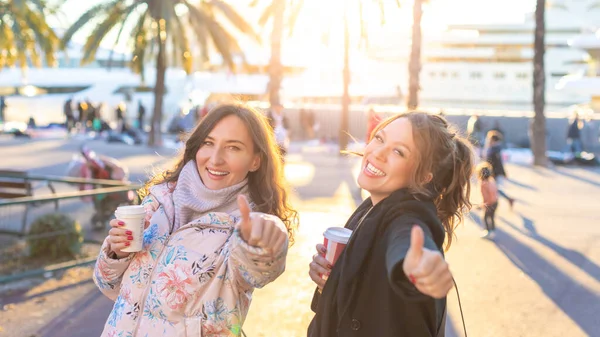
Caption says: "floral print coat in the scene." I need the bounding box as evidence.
[93,183,288,337]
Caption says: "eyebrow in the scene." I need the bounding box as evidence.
[379,129,412,153]
[205,136,247,147]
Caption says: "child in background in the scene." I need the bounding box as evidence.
[477,162,499,239]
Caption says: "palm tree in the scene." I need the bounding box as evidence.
[339,0,398,151]
[61,0,259,146]
[0,0,62,70]
[407,0,423,109]
[253,0,304,107]
[530,0,547,166]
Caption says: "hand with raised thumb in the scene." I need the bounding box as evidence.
[402,225,453,299]
[236,195,287,256]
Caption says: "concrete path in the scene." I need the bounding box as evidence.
[1,137,599,337]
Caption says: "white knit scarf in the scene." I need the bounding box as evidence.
[172,160,251,231]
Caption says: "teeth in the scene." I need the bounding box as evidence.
[366,162,385,176]
[207,168,229,176]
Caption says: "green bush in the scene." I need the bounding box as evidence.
[27,213,83,259]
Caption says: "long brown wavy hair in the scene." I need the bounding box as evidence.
[139,103,298,243]
[369,111,474,249]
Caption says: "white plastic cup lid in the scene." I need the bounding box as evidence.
[116,205,145,215]
[323,227,352,244]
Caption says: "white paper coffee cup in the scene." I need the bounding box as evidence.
[115,205,145,252]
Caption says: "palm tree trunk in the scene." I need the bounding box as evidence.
[268,0,286,107]
[339,6,350,153]
[407,0,422,110]
[149,35,166,147]
[531,0,547,166]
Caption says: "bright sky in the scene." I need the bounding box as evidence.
[53,0,536,64]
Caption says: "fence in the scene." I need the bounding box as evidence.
[0,172,142,282]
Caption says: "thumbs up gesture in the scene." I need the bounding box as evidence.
[402,225,453,299]
[236,195,287,256]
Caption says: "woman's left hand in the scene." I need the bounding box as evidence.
[402,225,453,299]
[236,195,287,256]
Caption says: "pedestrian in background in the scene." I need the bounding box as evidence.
[137,100,146,131]
[266,103,289,161]
[476,162,498,239]
[484,131,515,209]
[365,107,382,143]
[566,113,583,154]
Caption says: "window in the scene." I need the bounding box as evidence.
[113,86,165,94]
[440,72,447,78]
[452,72,459,78]
[494,72,506,79]
[516,72,529,79]
[470,72,483,79]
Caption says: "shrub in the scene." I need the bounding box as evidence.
[27,213,83,259]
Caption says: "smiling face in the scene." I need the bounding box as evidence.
[357,117,418,205]
[196,115,261,190]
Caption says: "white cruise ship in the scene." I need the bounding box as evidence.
[365,0,600,110]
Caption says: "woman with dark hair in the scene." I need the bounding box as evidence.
[94,103,298,336]
[308,111,473,336]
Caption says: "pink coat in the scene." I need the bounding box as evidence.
[93,182,288,337]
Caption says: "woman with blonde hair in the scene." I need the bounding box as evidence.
[308,111,473,336]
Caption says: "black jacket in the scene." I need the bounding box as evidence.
[485,144,506,178]
[308,189,447,337]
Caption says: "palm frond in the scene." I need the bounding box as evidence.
[107,3,140,70]
[209,0,260,42]
[81,4,136,65]
[187,5,235,69]
[131,9,150,81]
[0,20,16,68]
[22,7,58,66]
[186,9,210,64]
[10,17,28,69]
[258,2,274,27]
[172,10,193,74]
[60,0,121,49]
[287,0,304,37]
[376,0,385,25]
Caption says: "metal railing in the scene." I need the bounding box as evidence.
[0,174,142,281]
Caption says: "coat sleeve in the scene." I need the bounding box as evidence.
[93,237,135,301]
[227,213,289,291]
[92,194,160,301]
[384,217,441,301]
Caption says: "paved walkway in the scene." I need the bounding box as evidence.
[1,137,599,336]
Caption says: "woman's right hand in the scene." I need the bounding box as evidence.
[308,244,332,291]
[108,219,134,259]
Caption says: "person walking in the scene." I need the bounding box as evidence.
[137,100,146,131]
[308,111,473,337]
[566,113,583,154]
[484,130,515,209]
[266,103,289,160]
[115,103,125,133]
[93,103,297,337]
[0,96,7,123]
[64,98,75,134]
[476,162,499,239]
